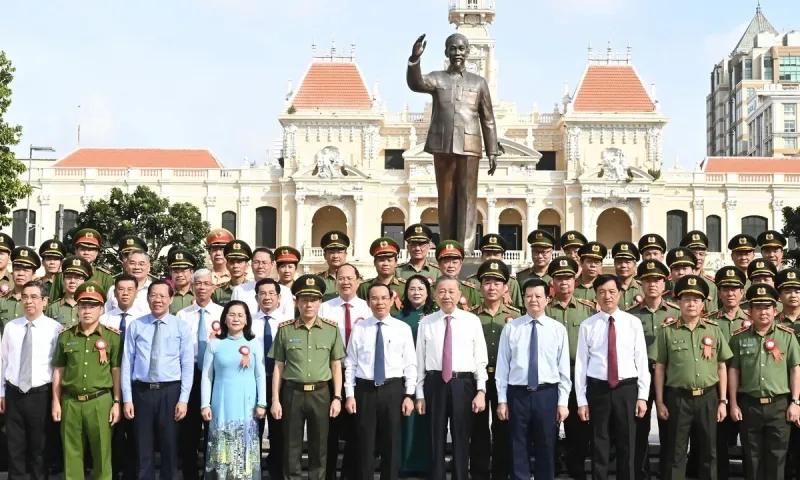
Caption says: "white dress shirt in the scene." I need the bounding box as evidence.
[495,314,572,406]
[574,309,650,406]
[415,308,489,398]
[274,282,296,320]
[319,296,371,346]
[231,280,258,315]
[176,301,224,362]
[344,316,417,398]
[105,278,152,314]
[251,309,290,344]
[100,305,148,330]
[0,315,62,396]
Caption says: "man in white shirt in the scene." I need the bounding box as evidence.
[106,250,152,313]
[575,274,650,480]
[344,282,416,480]
[274,246,301,320]
[416,275,488,480]
[0,280,62,479]
[175,268,222,480]
[318,263,370,480]
[231,247,275,314]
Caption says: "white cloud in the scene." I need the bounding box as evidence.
[702,21,748,63]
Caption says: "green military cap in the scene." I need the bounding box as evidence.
[548,256,579,277]
[74,281,106,304]
[757,230,786,249]
[224,240,253,261]
[775,267,800,291]
[612,241,640,261]
[728,234,756,252]
[320,230,350,250]
[291,274,326,298]
[715,266,746,288]
[527,230,556,248]
[370,237,400,258]
[477,259,510,283]
[118,235,148,254]
[745,283,779,306]
[478,233,507,253]
[747,258,777,280]
[638,233,667,253]
[404,223,434,243]
[11,247,41,270]
[62,255,92,280]
[39,239,67,259]
[673,274,709,299]
[559,231,587,250]
[637,259,669,279]
[680,230,709,250]
[436,240,465,260]
[578,241,607,260]
[274,246,301,265]
[167,248,197,269]
[666,247,697,269]
[74,228,102,249]
[0,233,14,254]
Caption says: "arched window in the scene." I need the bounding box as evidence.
[741,215,768,240]
[706,215,722,252]
[12,209,36,246]
[55,209,79,240]
[666,210,688,250]
[221,211,237,237]
[255,207,277,248]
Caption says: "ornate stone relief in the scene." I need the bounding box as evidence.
[314,146,345,178]
[600,148,629,181]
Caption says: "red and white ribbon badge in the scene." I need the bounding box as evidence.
[505,315,514,323]
[634,294,644,304]
[701,336,714,359]
[95,339,108,364]
[239,345,251,368]
[765,339,783,362]
[209,321,221,340]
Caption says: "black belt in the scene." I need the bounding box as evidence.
[742,393,789,405]
[356,377,403,387]
[587,377,637,388]
[133,380,180,390]
[427,371,473,379]
[509,383,558,391]
[6,382,50,395]
[286,381,328,392]
[65,389,109,402]
[668,385,717,398]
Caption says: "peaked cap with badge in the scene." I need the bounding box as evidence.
[370,237,400,258]
[39,239,67,259]
[547,256,579,277]
[637,259,669,279]
[206,228,235,248]
[527,229,556,249]
[436,240,465,260]
[746,258,777,280]
[745,283,779,305]
[578,241,607,260]
[11,247,41,270]
[0,233,14,254]
[478,233,508,253]
[680,230,709,250]
[167,248,197,269]
[291,274,326,298]
[118,235,148,254]
[320,230,350,250]
[612,241,640,261]
[776,267,800,291]
[673,274,709,299]
[74,281,107,304]
[275,246,301,265]
[224,239,253,261]
[728,234,757,252]
[666,247,697,269]
[714,266,746,288]
[61,255,92,280]
[757,230,786,249]
[638,233,667,253]
[404,223,434,243]
[477,260,510,283]
[559,231,587,250]
[74,228,102,249]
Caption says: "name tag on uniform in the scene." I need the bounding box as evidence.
[289,338,301,343]
[67,341,79,347]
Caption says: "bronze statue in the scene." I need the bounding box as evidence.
[407,33,498,254]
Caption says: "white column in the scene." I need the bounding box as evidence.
[581,197,592,238]
[487,197,498,234]
[691,199,704,231]
[204,196,217,226]
[354,195,365,260]
[237,196,252,244]
[640,197,650,236]
[295,195,306,249]
[525,197,538,262]
[771,199,784,230]
[724,200,737,255]
[408,196,419,225]
[38,194,52,244]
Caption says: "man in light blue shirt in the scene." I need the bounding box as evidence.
[121,279,194,480]
[496,278,571,480]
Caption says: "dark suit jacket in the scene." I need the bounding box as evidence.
[407,60,499,158]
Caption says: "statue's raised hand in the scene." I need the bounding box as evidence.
[411,34,427,62]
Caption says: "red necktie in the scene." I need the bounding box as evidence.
[608,315,619,387]
[344,303,352,346]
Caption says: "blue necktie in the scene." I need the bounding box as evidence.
[197,309,207,364]
[264,315,275,373]
[528,318,539,389]
[374,321,386,386]
[119,313,128,352]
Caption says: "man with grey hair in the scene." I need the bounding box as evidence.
[105,250,152,313]
[176,268,223,479]
[416,274,488,480]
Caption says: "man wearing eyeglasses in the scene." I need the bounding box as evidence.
[317,231,353,301]
[231,247,275,314]
[105,250,152,314]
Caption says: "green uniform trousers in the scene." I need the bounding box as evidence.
[282,383,330,480]
[739,394,790,480]
[664,386,718,480]
[62,393,113,480]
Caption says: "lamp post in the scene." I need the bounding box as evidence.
[26,145,55,246]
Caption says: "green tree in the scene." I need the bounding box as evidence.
[782,206,800,266]
[67,186,210,277]
[0,52,33,227]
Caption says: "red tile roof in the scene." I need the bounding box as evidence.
[291,63,372,110]
[704,157,800,173]
[573,65,655,113]
[53,148,222,169]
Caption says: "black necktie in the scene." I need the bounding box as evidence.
[264,315,274,373]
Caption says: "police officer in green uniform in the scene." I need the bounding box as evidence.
[681,230,719,309]
[268,274,346,480]
[52,281,122,480]
[612,241,644,310]
[356,238,406,316]
[395,224,441,282]
[433,240,481,310]
[638,233,666,262]
[664,247,717,313]
[728,234,758,288]
[466,234,523,309]
[39,239,67,299]
[775,267,800,479]
[729,283,800,480]
[543,255,595,478]
[758,230,787,271]
[0,233,14,295]
[560,230,588,263]
[0,247,41,328]
[574,241,607,303]
[50,228,114,301]
[742,259,782,312]
[653,275,732,480]
[517,230,555,288]
[117,235,147,263]
[211,239,252,306]
[167,248,196,314]
[317,230,351,301]
[45,255,92,328]
[468,260,519,480]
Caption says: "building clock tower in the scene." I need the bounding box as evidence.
[447,0,499,101]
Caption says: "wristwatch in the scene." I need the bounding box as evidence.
[113,399,121,404]
[404,394,415,401]
[477,389,486,394]
[792,399,800,406]
[719,399,728,405]
[333,396,343,402]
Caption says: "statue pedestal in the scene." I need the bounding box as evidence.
[459,256,484,280]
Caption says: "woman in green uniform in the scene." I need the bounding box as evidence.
[396,274,437,477]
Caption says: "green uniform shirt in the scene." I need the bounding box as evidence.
[41,277,54,300]
[702,275,718,310]
[315,269,340,302]
[706,308,751,342]
[662,290,717,315]
[52,324,122,394]
[49,267,114,302]
[730,322,800,397]
[471,303,521,368]
[466,275,523,310]
[0,293,23,329]
[619,278,644,310]
[457,279,482,311]
[780,311,800,331]
[395,261,441,282]
[515,267,550,292]
[654,317,733,389]
[356,276,406,316]
[0,272,13,296]
[268,317,346,383]
[545,296,596,361]
[170,290,195,315]
[45,298,80,329]
[211,281,241,307]
[627,298,680,361]
[573,281,597,304]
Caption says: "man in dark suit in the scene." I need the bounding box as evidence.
[407,32,499,253]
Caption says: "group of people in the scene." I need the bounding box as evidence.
[0,220,797,480]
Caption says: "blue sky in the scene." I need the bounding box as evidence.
[3,0,798,168]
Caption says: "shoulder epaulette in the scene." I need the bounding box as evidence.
[428,260,440,268]
[704,318,719,326]
[577,298,596,309]
[461,280,478,289]
[704,274,715,281]
[506,305,520,313]
[365,277,376,283]
[665,301,680,310]
[397,277,406,284]
[660,318,677,328]
[469,305,481,313]
[777,324,795,334]
[732,325,750,336]
[45,299,60,309]
[742,310,751,317]
[106,326,122,335]
[278,320,294,328]
[509,274,517,279]
[321,318,338,327]
[625,303,638,311]
[59,328,71,335]
[96,266,112,275]
[704,310,719,318]
[216,282,230,290]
